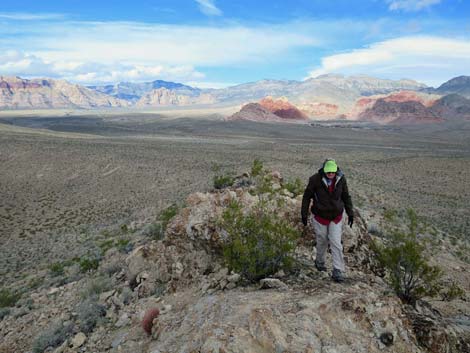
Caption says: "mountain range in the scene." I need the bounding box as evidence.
[1,74,470,125]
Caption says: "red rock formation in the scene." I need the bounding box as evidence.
[350,91,438,119]
[259,96,308,120]
[298,102,339,118]
[227,103,285,122]
[359,99,443,124]
[382,91,437,107]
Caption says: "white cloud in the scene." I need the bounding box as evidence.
[184,80,236,89]
[29,21,316,66]
[307,36,470,86]
[0,50,205,84]
[0,12,66,20]
[0,20,317,84]
[195,0,222,16]
[386,0,441,12]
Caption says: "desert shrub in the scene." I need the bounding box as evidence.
[211,163,235,189]
[101,261,122,276]
[116,238,133,253]
[383,208,398,223]
[77,298,106,333]
[141,223,165,241]
[213,174,235,189]
[371,209,443,305]
[0,288,20,308]
[79,256,100,273]
[0,307,10,320]
[251,159,264,177]
[28,276,44,290]
[119,287,134,305]
[32,321,73,353]
[49,262,65,277]
[98,239,115,255]
[220,201,300,282]
[283,177,304,197]
[159,204,179,229]
[253,173,277,197]
[81,275,113,299]
[441,281,465,301]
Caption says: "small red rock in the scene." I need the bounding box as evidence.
[142,308,160,335]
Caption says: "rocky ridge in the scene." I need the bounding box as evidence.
[88,80,200,102]
[429,76,470,98]
[0,170,468,353]
[0,76,129,109]
[135,87,216,107]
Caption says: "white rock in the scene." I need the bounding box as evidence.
[115,313,131,327]
[160,305,172,314]
[71,332,86,349]
[47,287,60,295]
[259,278,289,290]
[227,273,241,283]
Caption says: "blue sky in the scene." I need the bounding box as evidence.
[0,0,469,87]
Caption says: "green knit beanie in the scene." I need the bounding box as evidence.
[324,160,338,173]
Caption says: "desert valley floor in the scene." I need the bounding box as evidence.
[1,112,470,283]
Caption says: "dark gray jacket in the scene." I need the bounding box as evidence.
[301,167,353,223]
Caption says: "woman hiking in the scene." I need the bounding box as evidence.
[301,158,354,283]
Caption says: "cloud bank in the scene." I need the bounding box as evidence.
[386,0,441,12]
[0,19,317,85]
[308,36,470,86]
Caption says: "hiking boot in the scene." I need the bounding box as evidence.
[314,260,327,272]
[332,268,344,283]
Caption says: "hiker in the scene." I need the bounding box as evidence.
[301,158,354,282]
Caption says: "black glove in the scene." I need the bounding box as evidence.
[348,215,354,228]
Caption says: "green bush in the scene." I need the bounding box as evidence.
[371,209,442,305]
[159,204,179,229]
[283,177,304,197]
[79,257,100,273]
[211,163,235,190]
[116,238,133,253]
[0,288,20,308]
[213,174,235,189]
[32,321,73,353]
[220,201,300,282]
[49,263,65,277]
[253,173,277,196]
[383,208,398,223]
[251,159,264,177]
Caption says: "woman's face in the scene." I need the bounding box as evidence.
[326,172,336,179]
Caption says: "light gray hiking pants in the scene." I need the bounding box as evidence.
[312,216,345,272]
